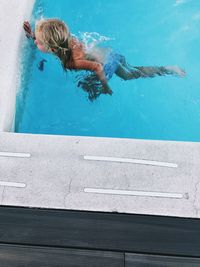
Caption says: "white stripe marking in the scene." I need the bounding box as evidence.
[84,188,187,199]
[84,156,178,168]
[0,152,31,158]
[0,181,26,188]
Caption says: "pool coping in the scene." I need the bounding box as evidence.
[0,131,199,218]
[0,0,35,132]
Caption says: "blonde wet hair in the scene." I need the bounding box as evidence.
[35,18,72,69]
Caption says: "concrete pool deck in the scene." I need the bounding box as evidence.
[0,132,200,218]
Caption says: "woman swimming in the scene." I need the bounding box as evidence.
[23,19,185,101]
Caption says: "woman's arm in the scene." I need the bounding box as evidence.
[71,60,113,95]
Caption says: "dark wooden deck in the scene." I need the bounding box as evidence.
[0,206,200,266]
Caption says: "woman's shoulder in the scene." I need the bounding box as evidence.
[69,37,84,49]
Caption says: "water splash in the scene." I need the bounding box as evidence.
[31,0,45,23]
[75,31,115,52]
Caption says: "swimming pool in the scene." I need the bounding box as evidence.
[15,0,200,142]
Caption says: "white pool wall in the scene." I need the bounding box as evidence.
[0,0,35,132]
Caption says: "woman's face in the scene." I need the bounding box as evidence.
[34,30,48,53]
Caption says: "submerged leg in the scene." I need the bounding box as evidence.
[115,63,143,80]
[132,66,185,78]
[115,55,185,80]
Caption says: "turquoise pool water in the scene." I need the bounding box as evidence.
[15,0,200,141]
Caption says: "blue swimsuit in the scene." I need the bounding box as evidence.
[103,52,122,80]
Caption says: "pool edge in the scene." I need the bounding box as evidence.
[0,0,35,132]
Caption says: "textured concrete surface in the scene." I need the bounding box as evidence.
[0,132,199,218]
[0,0,35,131]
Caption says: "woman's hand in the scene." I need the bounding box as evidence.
[23,21,35,39]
